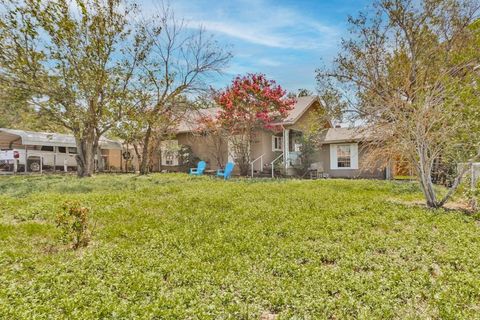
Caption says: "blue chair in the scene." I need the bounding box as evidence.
[190,161,206,176]
[216,162,235,180]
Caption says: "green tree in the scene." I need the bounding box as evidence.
[295,108,330,175]
[297,88,313,97]
[0,83,66,131]
[0,0,147,177]
[0,85,34,129]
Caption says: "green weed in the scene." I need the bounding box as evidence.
[0,174,478,319]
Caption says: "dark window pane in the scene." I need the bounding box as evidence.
[337,157,351,168]
[41,146,54,152]
[58,147,66,153]
[68,147,77,154]
[337,145,351,168]
[273,136,283,150]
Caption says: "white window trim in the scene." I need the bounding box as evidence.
[272,135,283,152]
[330,143,358,170]
[161,140,179,166]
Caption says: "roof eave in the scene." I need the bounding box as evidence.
[322,139,361,144]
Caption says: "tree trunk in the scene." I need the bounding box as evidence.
[418,171,439,208]
[149,135,161,172]
[239,161,249,176]
[438,163,473,208]
[76,132,98,178]
[417,146,440,208]
[417,151,479,209]
[139,125,152,175]
[132,143,142,172]
[238,148,250,176]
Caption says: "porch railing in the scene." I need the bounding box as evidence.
[250,154,265,178]
[271,153,284,178]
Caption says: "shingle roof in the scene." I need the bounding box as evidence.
[319,127,365,143]
[176,108,220,133]
[282,96,320,124]
[176,96,323,133]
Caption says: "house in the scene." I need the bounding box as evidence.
[161,96,389,179]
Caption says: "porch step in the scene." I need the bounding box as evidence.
[254,172,274,178]
[251,169,285,178]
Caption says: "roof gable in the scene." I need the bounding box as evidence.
[283,96,320,124]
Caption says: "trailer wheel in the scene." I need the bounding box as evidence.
[29,161,41,172]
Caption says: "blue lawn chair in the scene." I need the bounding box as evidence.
[216,162,235,180]
[190,161,206,176]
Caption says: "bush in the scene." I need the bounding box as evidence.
[56,201,91,250]
[178,144,200,171]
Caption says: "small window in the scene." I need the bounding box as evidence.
[162,151,176,166]
[337,145,351,168]
[165,153,174,165]
[40,146,54,152]
[161,140,179,166]
[330,143,358,170]
[272,136,283,151]
[58,147,66,153]
[68,147,77,154]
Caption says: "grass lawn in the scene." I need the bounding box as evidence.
[1,174,479,319]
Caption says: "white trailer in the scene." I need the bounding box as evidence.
[0,128,122,173]
[0,146,78,172]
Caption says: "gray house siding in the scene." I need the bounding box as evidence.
[312,143,386,179]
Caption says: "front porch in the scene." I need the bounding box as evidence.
[283,128,303,170]
[250,128,305,178]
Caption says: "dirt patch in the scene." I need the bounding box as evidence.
[388,198,476,214]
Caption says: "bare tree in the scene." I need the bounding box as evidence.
[318,0,480,208]
[134,2,232,174]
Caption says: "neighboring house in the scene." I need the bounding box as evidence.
[161,96,389,179]
[314,127,386,179]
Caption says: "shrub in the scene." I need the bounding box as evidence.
[56,201,91,250]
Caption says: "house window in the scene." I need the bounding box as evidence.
[272,136,283,151]
[337,145,351,168]
[330,143,358,169]
[164,152,175,165]
[161,140,179,166]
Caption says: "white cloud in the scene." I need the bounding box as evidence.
[163,0,340,50]
[189,20,294,48]
[256,58,282,67]
[139,0,346,92]
[225,62,255,76]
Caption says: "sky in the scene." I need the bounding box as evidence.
[143,0,371,94]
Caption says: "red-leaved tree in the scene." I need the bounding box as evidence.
[213,73,296,175]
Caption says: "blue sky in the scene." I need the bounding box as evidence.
[144,0,371,93]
